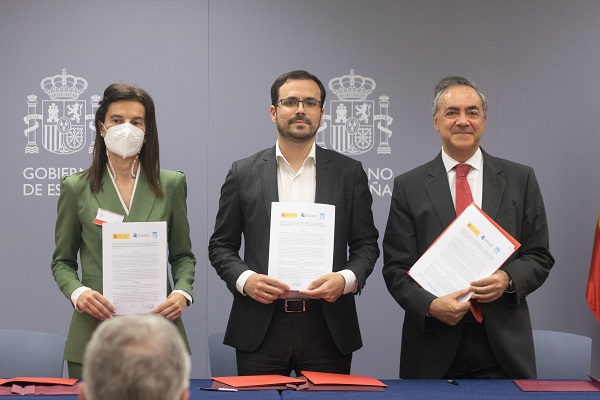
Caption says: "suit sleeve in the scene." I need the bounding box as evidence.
[51,175,84,299]
[382,176,437,332]
[167,171,196,298]
[499,167,554,306]
[208,162,250,293]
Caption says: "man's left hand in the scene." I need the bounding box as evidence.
[299,272,345,302]
[150,292,187,320]
[469,270,511,303]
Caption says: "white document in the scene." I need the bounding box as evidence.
[102,221,167,315]
[409,204,520,301]
[268,202,335,291]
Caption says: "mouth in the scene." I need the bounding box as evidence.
[453,132,473,136]
[290,118,309,124]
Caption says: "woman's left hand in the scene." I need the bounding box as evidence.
[150,292,187,320]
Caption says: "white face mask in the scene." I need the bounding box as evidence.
[102,122,145,158]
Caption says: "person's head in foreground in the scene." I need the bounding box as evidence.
[80,314,190,400]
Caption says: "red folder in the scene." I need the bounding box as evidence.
[211,375,304,390]
[0,377,79,396]
[297,371,387,391]
[514,376,600,392]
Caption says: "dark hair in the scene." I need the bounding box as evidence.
[83,83,163,196]
[432,76,488,117]
[270,70,326,107]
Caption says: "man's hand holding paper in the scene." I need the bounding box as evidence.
[469,269,511,303]
[300,272,345,303]
[244,274,290,304]
[428,288,471,326]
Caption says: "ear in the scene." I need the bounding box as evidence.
[432,115,440,132]
[318,107,324,127]
[180,389,190,400]
[270,105,277,123]
[78,382,86,400]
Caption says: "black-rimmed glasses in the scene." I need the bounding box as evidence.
[276,98,322,109]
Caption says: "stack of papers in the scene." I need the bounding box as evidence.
[409,204,520,300]
[209,372,386,392]
[0,377,78,396]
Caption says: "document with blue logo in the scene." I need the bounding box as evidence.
[268,202,335,293]
[408,204,520,301]
[102,221,167,315]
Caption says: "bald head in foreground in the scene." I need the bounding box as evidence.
[80,315,190,400]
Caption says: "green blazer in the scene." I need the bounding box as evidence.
[51,168,196,364]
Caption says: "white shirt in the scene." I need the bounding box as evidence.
[441,147,484,209]
[235,141,357,295]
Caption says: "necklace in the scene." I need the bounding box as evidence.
[107,153,138,180]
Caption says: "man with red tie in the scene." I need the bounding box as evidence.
[382,76,554,379]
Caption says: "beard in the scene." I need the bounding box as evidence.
[276,116,318,143]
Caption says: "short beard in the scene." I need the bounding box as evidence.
[276,117,317,143]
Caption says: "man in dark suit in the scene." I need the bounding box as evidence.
[209,70,379,376]
[382,76,554,379]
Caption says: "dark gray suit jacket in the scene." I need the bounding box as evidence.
[382,149,554,378]
[209,145,379,355]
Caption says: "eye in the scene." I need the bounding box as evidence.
[281,99,298,107]
[445,111,458,118]
[304,99,320,108]
[467,110,480,118]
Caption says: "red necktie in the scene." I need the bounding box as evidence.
[455,164,483,323]
[455,164,473,216]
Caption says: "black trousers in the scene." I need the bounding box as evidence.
[444,314,509,379]
[236,300,352,376]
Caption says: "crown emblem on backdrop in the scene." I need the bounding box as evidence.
[24,68,100,157]
[41,68,88,100]
[319,69,392,157]
[328,69,376,100]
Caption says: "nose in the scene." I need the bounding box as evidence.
[456,111,470,126]
[295,101,307,114]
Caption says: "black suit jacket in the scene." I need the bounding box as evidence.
[382,149,554,378]
[209,145,379,355]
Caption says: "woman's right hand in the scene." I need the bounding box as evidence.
[77,290,116,320]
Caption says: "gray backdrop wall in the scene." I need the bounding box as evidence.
[1,0,599,379]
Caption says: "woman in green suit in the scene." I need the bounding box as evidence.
[51,84,196,378]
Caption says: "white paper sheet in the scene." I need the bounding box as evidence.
[102,221,167,314]
[268,202,335,291]
[408,204,520,301]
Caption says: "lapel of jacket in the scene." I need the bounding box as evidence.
[481,149,505,220]
[315,145,333,204]
[424,153,456,228]
[127,167,156,222]
[259,147,279,221]
[93,169,127,217]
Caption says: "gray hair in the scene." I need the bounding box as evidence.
[82,315,190,400]
[432,76,488,117]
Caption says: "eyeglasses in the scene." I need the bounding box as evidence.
[276,98,322,109]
